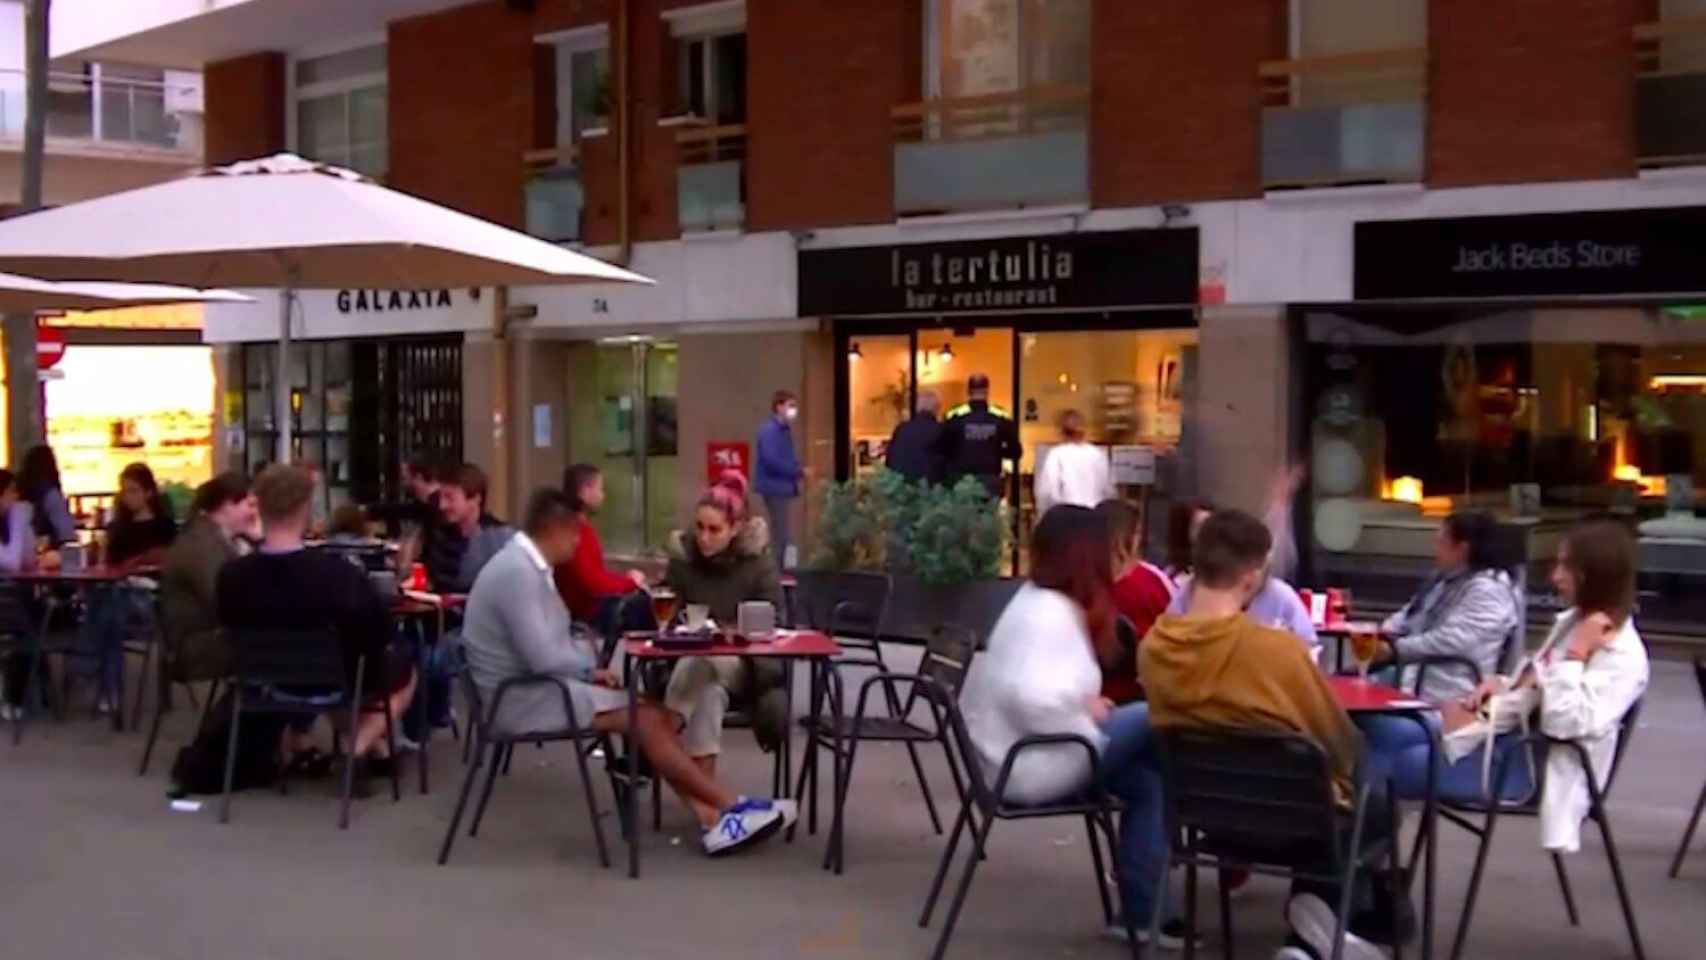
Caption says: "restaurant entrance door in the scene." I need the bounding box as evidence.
[568,338,679,556]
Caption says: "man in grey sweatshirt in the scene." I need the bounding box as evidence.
[459,488,795,856]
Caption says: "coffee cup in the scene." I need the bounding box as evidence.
[683,604,711,632]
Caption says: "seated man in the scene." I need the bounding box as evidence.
[217,465,417,790]
[460,488,794,856]
[1141,510,1398,960]
[425,463,513,595]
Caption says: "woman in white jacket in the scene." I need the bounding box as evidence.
[1440,520,1649,849]
[958,505,1187,946]
[1034,410,1111,517]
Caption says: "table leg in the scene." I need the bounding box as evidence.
[807,657,823,836]
[415,618,431,795]
[828,658,846,875]
[627,658,640,880]
[1422,715,1438,960]
[779,659,794,801]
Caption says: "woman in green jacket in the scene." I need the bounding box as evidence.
[664,472,786,776]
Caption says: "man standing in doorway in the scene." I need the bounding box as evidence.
[754,390,805,573]
[885,389,945,485]
[940,373,1021,499]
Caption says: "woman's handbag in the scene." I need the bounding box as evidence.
[1440,661,1540,798]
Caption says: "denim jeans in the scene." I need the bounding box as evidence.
[1099,703,1173,927]
[73,584,151,701]
[1357,712,1535,805]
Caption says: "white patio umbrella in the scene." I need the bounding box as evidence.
[0,153,650,461]
[0,273,250,312]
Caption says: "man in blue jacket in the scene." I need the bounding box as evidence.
[753,389,805,572]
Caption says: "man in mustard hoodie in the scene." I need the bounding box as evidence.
[1142,510,1401,960]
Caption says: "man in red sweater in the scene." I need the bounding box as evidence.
[553,465,653,637]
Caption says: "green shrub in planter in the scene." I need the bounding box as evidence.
[908,477,1007,586]
[813,472,891,571]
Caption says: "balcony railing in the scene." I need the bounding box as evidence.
[891,85,1089,216]
[675,122,746,233]
[1635,15,1706,169]
[0,69,201,154]
[1258,48,1426,190]
[523,144,584,244]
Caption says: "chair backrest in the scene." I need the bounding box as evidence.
[1500,564,1528,674]
[924,678,998,810]
[1603,696,1644,796]
[794,570,892,639]
[1155,726,1345,863]
[227,626,347,689]
[919,622,978,700]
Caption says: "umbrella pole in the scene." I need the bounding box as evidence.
[276,285,294,464]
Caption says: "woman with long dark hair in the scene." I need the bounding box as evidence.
[77,462,178,712]
[958,504,1186,947]
[19,444,75,545]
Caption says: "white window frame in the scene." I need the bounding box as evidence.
[663,1,746,123]
[286,34,388,175]
[536,23,611,145]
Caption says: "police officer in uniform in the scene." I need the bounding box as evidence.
[938,372,1021,499]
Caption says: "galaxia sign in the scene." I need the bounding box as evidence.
[1355,207,1706,300]
[798,228,1198,316]
[335,287,482,314]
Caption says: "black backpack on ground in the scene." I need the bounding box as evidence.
[168,687,289,795]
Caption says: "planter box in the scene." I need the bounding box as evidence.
[792,568,1020,646]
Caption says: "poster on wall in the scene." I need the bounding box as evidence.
[1110,445,1156,486]
[707,441,749,485]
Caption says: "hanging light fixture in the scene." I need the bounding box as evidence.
[938,343,954,364]
[848,341,863,360]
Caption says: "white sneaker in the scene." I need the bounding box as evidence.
[0,703,19,722]
[1286,893,1384,960]
[702,800,784,856]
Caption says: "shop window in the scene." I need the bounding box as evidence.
[292,43,387,177]
[1303,305,1706,638]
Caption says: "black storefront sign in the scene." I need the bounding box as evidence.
[1356,206,1706,301]
[798,228,1199,317]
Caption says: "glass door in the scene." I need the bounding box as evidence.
[568,338,678,556]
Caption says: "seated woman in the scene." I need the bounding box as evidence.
[216,465,417,791]
[0,469,37,720]
[1376,519,1648,811]
[1093,499,1173,705]
[958,505,1187,948]
[1377,512,1520,703]
[553,463,653,638]
[160,473,257,686]
[78,462,179,711]
[462,488,794,855]
[662,472,788,775]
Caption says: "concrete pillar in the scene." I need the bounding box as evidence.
[1195,304,1294,515]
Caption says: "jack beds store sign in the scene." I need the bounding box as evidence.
[1355,207,1706,300]
[798,228,1199,317]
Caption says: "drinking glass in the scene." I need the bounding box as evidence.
[1349,623,1379,682]
[650,588,679,630]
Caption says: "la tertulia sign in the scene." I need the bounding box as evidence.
[335,287,482,314]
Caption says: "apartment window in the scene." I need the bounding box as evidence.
[925,0,1090,100]
[666,2,746,123]
[293,43,387,177]
[543,26,610,146]
[1289,0,1425,106]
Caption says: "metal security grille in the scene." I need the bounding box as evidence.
[377,337,463,504]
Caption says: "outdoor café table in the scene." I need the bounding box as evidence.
[621,629,843,879]
[6,566,158,732]
[1328,674,1441,960]
[391,591,467,795]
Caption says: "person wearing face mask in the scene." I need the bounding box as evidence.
[160,472,259,684]
[662,472,788,778]
[753,390,806,573]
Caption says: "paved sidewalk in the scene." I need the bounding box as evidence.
[0,649,1699,960]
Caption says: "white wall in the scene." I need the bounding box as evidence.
[201,287,493,343]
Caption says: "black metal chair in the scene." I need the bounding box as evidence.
[137,610,226,776]
[1445,698,1647,960]
[219,626,401,829]
[436,656,614,868]
[916,677,1138,960]
[812,623,978,868]
[1670,657,1706,879]
[1154,727,1395,960]
[793,570,893,672]
[2,586,79,744]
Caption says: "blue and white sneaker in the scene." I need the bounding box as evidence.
[702,798,785,856]
[733,795,799,829]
